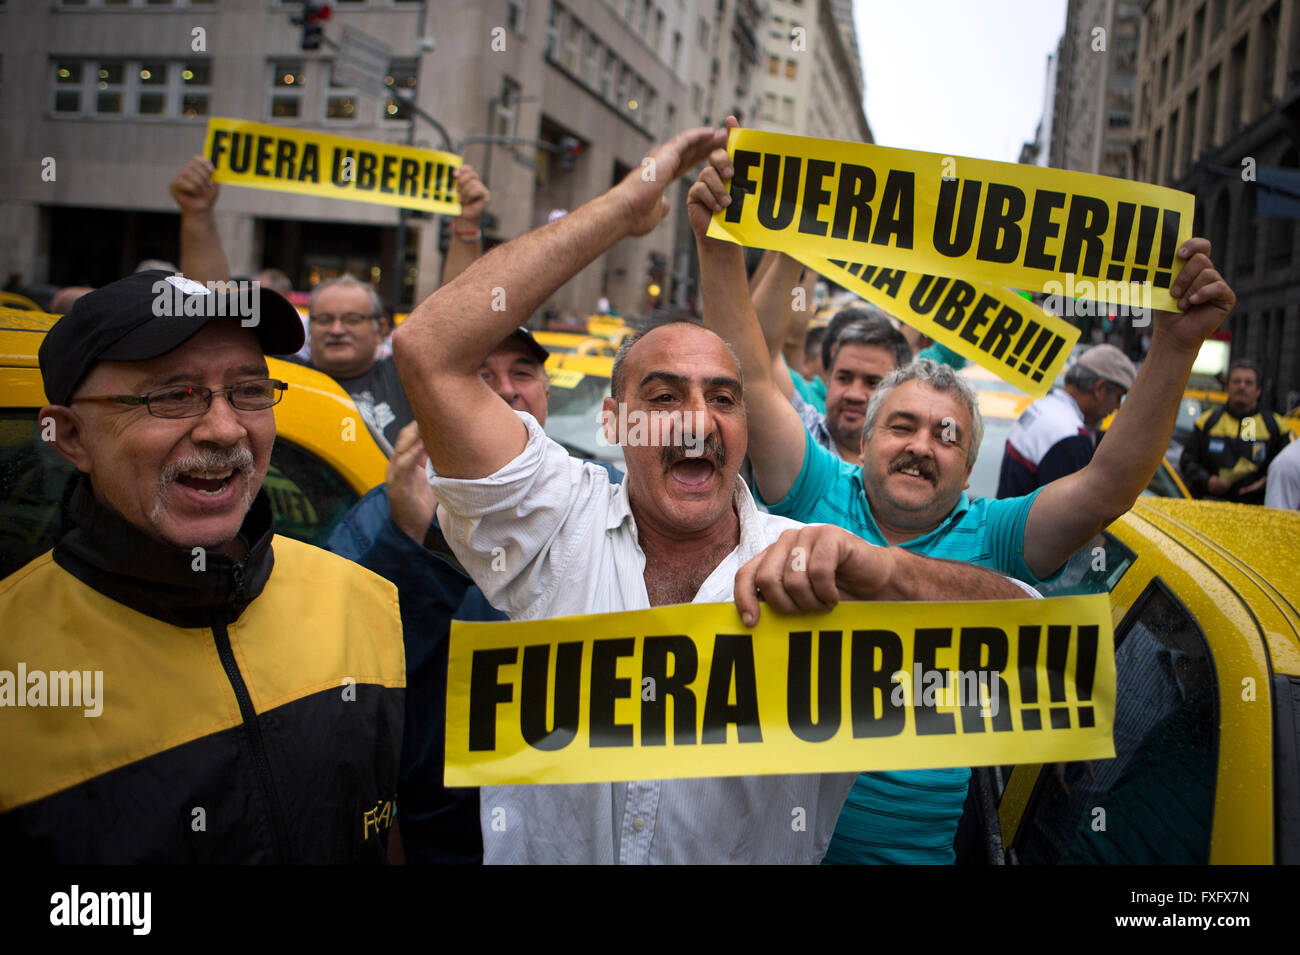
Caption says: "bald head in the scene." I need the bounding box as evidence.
[611,321,743,401]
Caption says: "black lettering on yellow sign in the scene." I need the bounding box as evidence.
[463,626,1100,752]
[444,596,1115,785]
[717,128,1190,307]
[208,128,457,204]
[826,258,1068,385]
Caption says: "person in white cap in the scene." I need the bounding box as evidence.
[996,344,1137,498]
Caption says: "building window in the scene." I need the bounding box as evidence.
[546,2,564,59]
[768,54,779,75]
[698,16,708,50]
[664,101,675,137]
[53,61,83,113]
[1191,3,1205,53]
[326,63,359,121]
[507,0,527,35]
[1159,53,1169,102]
[1165,109,1179,181]
[1185,89,1198,156]
[50,57,210,118]
[493,78,519,137]
[1212,0,1226,31]
[583,33,600,86]
[601,48,617,99]
[1227,36,1247,131]
[653,9,664,52]
[671,30,681,70]
[1174,31,1185,83]
[270,61,305,119]
[1204,65,1220,147]
[762,92,777,121]
[1258,2,1279,111]
[563,16,582,72]
[383,58,417,121]
[781,95,794,125]
[785,59,796,79]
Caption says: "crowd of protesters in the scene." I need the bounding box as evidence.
[4,113,1290,865]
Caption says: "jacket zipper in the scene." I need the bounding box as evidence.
[211,566,291,862]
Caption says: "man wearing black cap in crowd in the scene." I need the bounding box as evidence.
[0,271,405,863]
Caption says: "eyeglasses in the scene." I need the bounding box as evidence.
[72,378,288,419]
[308,311,378,328]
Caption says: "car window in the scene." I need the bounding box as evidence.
[0,414,79,580]
[1037,532,1135,597]
[1012,580,1218,864]
[263,439,359,547]
[1141,460,1184,498]
[0,413,358,578]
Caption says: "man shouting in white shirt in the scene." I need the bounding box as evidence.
[393,124,1030,865]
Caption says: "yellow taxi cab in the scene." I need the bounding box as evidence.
[585,315,634,348]
[972,498,1300,864]
[534,331,618,360]
[0,292,42,311]
[0,308,387,580]
[542,353,622,467]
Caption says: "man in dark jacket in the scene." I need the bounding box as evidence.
[1179,358,1293,505]
[0,272,405,863]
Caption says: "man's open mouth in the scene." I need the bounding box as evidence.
[175,468,236,495]
[668,458,717,487]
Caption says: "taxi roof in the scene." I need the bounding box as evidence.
[1128,497,1300,671]
[0,308,59,368]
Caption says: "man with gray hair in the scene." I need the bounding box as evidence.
[996,344,1136,498]
[689,116,1236,863]
[304,274,413,448]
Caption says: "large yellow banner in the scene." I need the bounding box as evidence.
[445,595,1116,786]
[707,128,1194,313]
[203,117,462,215]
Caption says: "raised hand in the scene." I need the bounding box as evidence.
[453,164,489,223]
[611,124,730,237]
[170,155,220,215]
[1160,237,1235,350]
[687,115,741,242]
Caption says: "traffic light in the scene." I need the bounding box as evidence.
[557,136,582,172]
[295,1,331,52]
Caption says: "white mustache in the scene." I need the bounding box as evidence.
[159,447,255,491]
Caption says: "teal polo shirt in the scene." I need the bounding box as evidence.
[763,429,1051,583]
[785,356,827,414]
[764,433,1056,864]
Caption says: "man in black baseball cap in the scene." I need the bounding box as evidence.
[5,270,406,863]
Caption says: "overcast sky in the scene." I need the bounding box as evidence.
[851,0,1067,162]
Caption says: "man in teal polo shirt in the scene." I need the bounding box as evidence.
[687,116,1238,863]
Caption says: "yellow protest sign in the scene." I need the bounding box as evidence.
[445,595,1116,786]
[797,255,1079,396]
[706,128,1194,313]
[203,117,462,215]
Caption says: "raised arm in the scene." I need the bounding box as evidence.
[734,524,1029,626]
[1024,237,1234,578]
[393,125,728,479]
[689,117,809,503]
[170,156,230,283]
[440,165,489,286]
[750,250,805,400]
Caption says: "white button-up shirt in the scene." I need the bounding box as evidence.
[430,413,857,864]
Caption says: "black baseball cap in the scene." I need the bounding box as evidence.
[502,326,549,365]
[39,270,305,405]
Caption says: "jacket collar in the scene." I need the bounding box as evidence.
[53,474,276,628]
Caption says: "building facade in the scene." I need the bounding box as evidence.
[1049,0,1141,178]
[2,0,866,321]
[1132,0,1299,410]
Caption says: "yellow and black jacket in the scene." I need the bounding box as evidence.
[1179,402,1293,505]
[0,477,405,863]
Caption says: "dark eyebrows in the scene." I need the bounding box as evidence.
[636,372,742,394]
[637,371,688,391]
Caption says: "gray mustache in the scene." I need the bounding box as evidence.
[159,446,255,490]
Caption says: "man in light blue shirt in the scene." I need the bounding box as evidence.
[688,116,1238,863]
